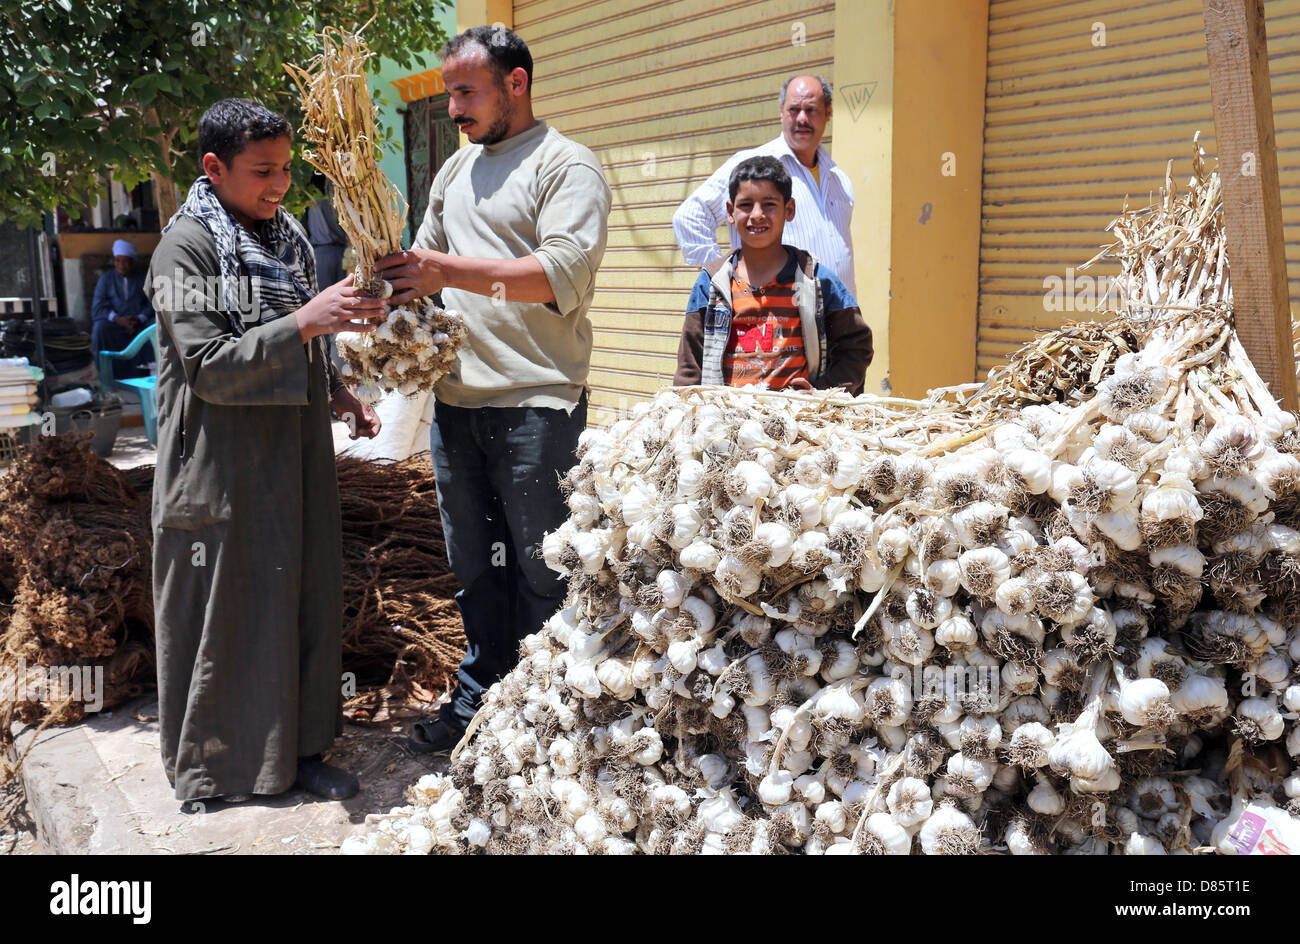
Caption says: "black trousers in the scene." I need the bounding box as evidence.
[429,392,587,727]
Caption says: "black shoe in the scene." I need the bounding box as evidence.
[408,716,464,755]
[295,754,360,801]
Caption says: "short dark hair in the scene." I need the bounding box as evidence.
[198,98,292,167]
[440,25,534,92]
[780,75,833,110]
[729,156,792,202]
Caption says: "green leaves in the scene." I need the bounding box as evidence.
[180,74,208,98]
[0,0,453,225]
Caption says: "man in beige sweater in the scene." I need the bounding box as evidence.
[377,25,611,752]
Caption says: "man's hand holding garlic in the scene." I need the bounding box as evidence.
[375,248,449,305]
[376,248,559,308]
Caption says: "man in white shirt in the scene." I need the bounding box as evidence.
[672,74,855,295]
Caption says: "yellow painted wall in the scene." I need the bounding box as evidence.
[831,0,894,396]
[888,0,988,397]
[830,0,989,398]
[457,0,512,32]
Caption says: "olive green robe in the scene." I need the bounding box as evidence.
[147,216,343,801]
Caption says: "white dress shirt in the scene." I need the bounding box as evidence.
[672,135,856,296]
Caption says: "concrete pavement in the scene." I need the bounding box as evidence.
[9,696,445,855]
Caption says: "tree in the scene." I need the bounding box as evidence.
[0,0,450,228]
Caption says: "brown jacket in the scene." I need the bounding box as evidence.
[147,215,343,801]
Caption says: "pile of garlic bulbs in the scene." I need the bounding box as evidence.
[335,301,465,395]
[343,143,1300,855]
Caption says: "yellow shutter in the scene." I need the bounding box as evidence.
[978,0,1300,377]
[514,0,836,424]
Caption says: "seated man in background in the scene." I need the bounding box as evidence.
[91,238,155,375]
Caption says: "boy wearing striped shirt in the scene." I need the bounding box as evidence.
[674,156,873,394]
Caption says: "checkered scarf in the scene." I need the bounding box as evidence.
[165,176,318,337]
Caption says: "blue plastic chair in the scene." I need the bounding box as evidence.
[98,323,158,446]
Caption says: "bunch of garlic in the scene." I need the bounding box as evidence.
[335,300,465,395]
[345,146,1300,858]
[343,146,1300,854]
[346,340,1298,855]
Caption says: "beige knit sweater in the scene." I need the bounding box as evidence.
[414,121,611,411]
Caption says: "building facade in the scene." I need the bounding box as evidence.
[450,0,1300,421]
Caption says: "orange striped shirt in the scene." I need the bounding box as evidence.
[721,256,807,389]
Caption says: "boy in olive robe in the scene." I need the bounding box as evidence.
[147,99,384,804]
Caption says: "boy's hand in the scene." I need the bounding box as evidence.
[785,377,813,391]
[330,387,382,440]
[375,249,448,307]
[296,274,387,343]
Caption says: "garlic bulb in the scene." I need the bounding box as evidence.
[1126,833,1169,855]
[1115,672,1174,729]
[919,803,981,855]
[1049,693,1113,781]
[1027,776,1064,815]
[1004,817,1045,855]
[862,813,912,855]
[1235,697,1285,742]
[680,539,721,572]
[714,554,761,597]
[958,547,1012,598]
[925,559,962,596]
[725,460,774,506]
[1006,448,1052,494]
[887,777,933,828]
[935,614,977,653]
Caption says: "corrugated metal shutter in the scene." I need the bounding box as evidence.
[514,0,835,424]
[977,0,1300,377]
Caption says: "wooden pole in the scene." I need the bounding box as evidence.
[1203,0,1298,412]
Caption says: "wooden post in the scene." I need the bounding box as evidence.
[1203,0,1298,412]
